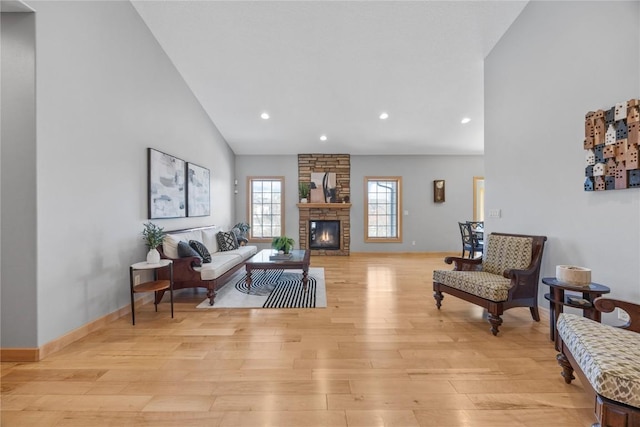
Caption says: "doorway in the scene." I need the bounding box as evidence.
[473,177,484,221]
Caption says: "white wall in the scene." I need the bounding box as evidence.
[235,154,484,253]
[351,155,484,252]
[1,12,38,347]
[485,1,640,317]
[1,1,236,347]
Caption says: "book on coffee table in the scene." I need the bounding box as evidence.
[269,253,293,260]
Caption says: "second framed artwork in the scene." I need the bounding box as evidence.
[187,162,210,217]
[433,179,445,203]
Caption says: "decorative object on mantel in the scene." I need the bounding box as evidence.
[556,265,591,286]
[299,182,310,203]
[433,179,445,203]
[310,172,337,203]
[142,222,165,264]
[271,236,295,255]
[584,98,640,191]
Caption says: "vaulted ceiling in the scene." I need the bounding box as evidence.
[132,1,528,155]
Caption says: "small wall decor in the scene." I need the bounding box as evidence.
[434,179,445,203]
[187,162,210,217]
[148,148,186,219]
[584,99,640,191]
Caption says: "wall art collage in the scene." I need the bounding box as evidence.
[584,99,640,191]
[148,148,210,219]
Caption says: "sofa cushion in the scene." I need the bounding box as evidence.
[189,240,212,263]
[162,234,181,259]
[177,241,202,266]
[162,230,204,259]
[557,313,640,408]
[201,226,221,254]
[482,234,533,276]
[432,270,511,301]
[194,253,243,280]
[213,245,258,261]
[217,231,239,251]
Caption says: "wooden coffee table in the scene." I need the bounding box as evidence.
[245,249,310,292]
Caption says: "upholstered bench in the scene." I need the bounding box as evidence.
[433,232,547,335]
[556,298,640,427]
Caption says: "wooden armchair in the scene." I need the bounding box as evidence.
[433,232,547,335]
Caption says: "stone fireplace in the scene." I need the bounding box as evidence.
[298,154,350,255]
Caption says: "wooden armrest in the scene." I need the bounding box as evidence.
[444,256,482,271]
[158,255,201,282]
[594,298,640,333]
[503,265,537,280]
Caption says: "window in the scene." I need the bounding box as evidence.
[247,177,284,241]
[365,177,402,242]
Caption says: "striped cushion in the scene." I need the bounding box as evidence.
[557,313,640,408]
[189,240,212,263]
[482,234,533,276]
[433,270,511,301]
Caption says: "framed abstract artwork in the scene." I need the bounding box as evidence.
[187,162,210,217]
[148,148,186,219]
[434,179,445,203]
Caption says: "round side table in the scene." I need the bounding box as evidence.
[542,277,610,345]
[129,259,173,325]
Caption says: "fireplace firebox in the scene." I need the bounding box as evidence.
[309,220,340,250]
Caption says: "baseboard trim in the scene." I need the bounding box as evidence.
[350,251,460,257]
[1,294,153,362]
[0,348,39,362]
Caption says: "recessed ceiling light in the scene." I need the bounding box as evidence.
[379,112,389,120]
[261,112,270,120]
[320,135,327,141]
[461,117,471,124]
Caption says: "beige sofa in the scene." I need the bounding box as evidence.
[157,225,257,305]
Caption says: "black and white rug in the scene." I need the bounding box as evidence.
[196,268,327,309]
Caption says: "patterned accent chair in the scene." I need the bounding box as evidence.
[556,298,640,427]
[433,232,547,335]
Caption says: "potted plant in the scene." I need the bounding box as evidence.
[271,236,295,254]
[142,222,165,264]
[233,222,250,238]
[232,222,251,246]
[298,182,310,203]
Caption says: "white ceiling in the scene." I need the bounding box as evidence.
[133,1,528,155]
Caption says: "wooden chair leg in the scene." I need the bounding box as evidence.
[207,287,215,306]
[530,306,540,321]
[433,290,444,309]
[556,353,575,384]
[488,313,503,336]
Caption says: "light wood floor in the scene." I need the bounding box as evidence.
[1,254,595,426]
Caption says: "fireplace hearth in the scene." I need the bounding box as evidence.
[309,220,340,250]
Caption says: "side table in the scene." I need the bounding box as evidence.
[129,259,173,325]
[542,277,610,345]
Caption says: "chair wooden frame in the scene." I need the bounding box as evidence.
[458,221,483,259]
[433,232,547,335]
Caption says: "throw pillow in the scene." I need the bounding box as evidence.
[177,241,202,266]
[216,231,239,252]
[189,240,212,263]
